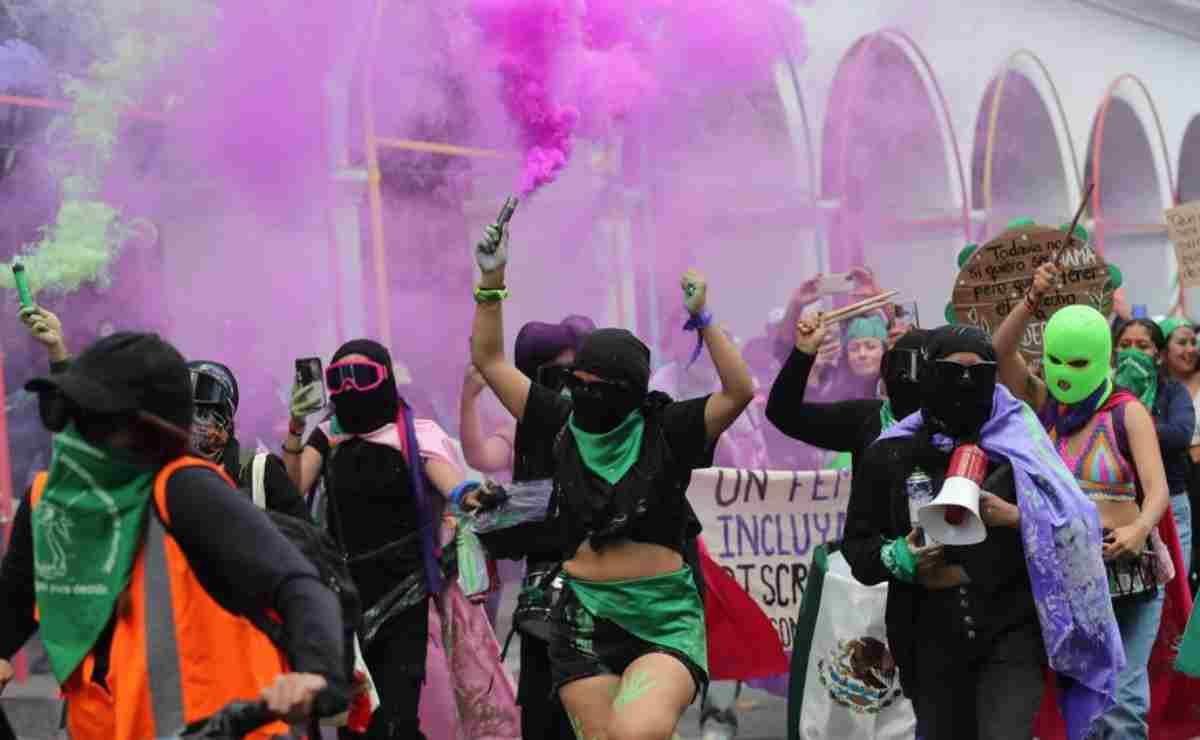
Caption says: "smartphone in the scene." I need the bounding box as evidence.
[817,272,855,296]
[295,357,327,407]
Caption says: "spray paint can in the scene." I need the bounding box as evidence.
[11,263,32,310]
[906,467,934,539]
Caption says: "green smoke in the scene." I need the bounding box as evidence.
[2,0,216,296]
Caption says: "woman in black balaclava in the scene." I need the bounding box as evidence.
[471,208,755,740]
[282,338,485,740]
[766,312,928,478]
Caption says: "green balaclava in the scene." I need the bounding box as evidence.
[1043,305,1112,405]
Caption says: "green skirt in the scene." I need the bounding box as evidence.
[565,566,708,675]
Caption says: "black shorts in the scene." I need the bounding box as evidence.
[548,585,707,700]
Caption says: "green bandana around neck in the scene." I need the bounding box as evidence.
[568,409,645,485]
[33,424,156,682]
[1113,349,1159,409]
[847,316,888,342]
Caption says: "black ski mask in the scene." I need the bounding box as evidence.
[329,339,401,434]
[919,325,997,441]
[570,329,650,433]
[880,329,929,420]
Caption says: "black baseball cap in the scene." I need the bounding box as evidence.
[25,332,194,430]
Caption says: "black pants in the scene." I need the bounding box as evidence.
[910,625,1044,740]
[518,632,576,740]
[341,599,430,740]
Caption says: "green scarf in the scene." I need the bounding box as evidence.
[568,410,645,485]
[33,424,156,682]
[1113,349,1159,410]
[879,398,897,431]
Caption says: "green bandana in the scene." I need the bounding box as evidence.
[847,316,888,342]
[568,410,645,485]
[33,424,155,682]
[1158,317,1191,342]
[1113,349,1159,409]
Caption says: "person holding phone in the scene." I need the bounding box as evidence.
[470,208,755,739]
[282,338,494,740]
[844,325,1120,740]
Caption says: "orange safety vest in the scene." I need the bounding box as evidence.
[31,456,291,740]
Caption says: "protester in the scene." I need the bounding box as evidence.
[460,316,593,740]
[282,337,498,739]
[0,332,348,739]
[1158,317,1200,585]
[845,324,1121,740]
[767,311,926,477]
[470,211,754,739]
[994,264,1179,740]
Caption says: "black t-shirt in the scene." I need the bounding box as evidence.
[236,453,312,521]
[306,427,423,607]
[524,385,714,558]
[0,466,346,695]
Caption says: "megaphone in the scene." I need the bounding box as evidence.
[918,444,987,546]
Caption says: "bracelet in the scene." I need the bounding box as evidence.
[473,286,510,304]
[449,480,481,506]
[288,419,306,437]
[282,443,303,456]
[681,309,714,365]
[1024,292,1041,314]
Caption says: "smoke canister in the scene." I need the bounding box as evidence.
[12,263,32,309]
[943,444,987,524]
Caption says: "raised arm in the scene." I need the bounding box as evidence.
[470,221,533,422]
[459,364,515,473]
[680,270,754,443]
[992,262,1055,411]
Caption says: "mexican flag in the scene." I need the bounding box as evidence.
[787,544,915,740]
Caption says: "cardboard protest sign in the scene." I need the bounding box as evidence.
[687,467,849,648]
[1166,201,1200,289]
[951,224,1111,362]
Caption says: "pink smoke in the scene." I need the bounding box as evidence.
[469,0,802,196]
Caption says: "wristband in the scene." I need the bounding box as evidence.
[449,480,481,507]
[1024,292,1041,314]
[681,309,714,366]
[282,443,303,456]
[473,286,510,304]
[881,537,918,583]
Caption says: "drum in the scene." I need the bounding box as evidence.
[513,562,566,642]
[1104,534,1158,603]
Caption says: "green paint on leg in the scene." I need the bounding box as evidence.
[613,669,657,710]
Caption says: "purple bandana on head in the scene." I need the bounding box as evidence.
[880,384,1124,740]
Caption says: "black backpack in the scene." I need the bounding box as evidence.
[244,453,361,686]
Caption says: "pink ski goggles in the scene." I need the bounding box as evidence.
[325,358,390,395]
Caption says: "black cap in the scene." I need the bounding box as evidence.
[26,332,193,430]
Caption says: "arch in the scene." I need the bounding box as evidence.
[1180,115,1200,204]
[821,29,969,322]
[1084,75,1176,314]
[971,51,1080,235]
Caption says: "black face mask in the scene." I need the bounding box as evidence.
[920,360,997,440]
[329,339,401,434]
[569,380,642,434]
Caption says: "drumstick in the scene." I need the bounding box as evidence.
[1055,183,1094,267]
[822,291,899,324]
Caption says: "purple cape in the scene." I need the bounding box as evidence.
[880,385,1123,740]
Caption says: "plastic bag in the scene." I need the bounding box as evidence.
[469,479,554,534]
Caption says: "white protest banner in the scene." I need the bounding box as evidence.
[687,468,850,649]
[1166,201,1200,289]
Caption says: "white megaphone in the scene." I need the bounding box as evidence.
[917,444,987,546]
